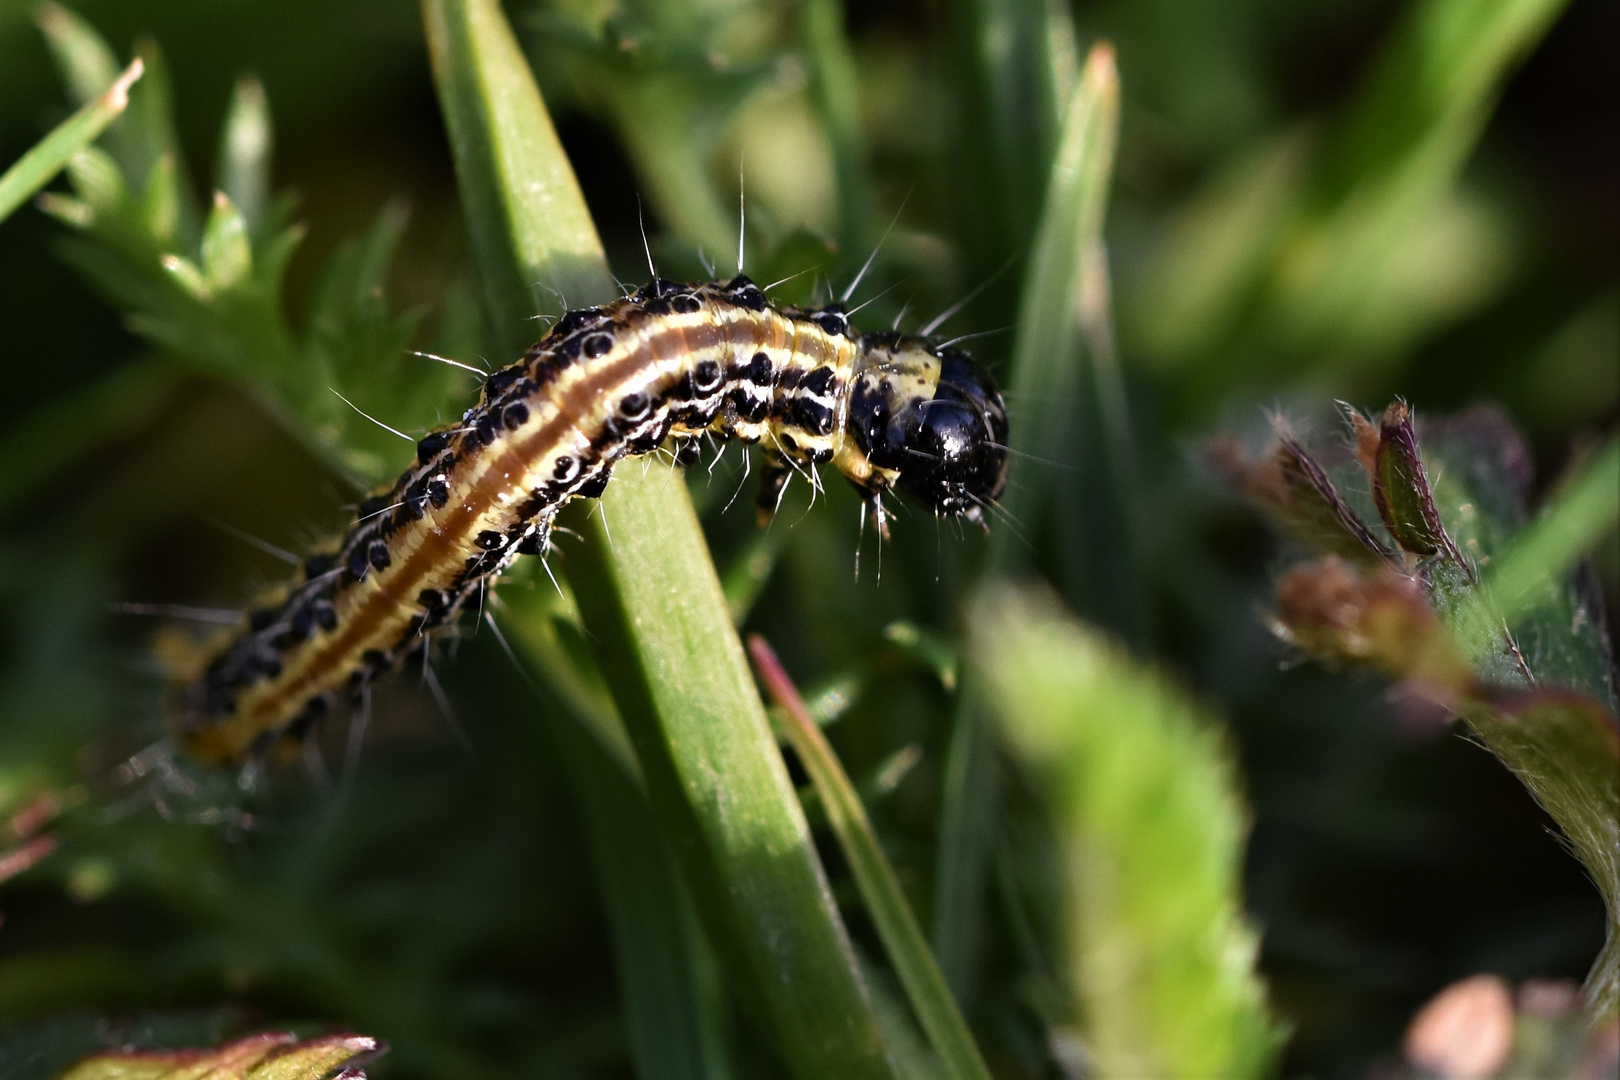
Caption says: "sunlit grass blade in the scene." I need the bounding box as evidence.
[423,0,608,357]
[565,472,896,1080]
[932,41,1119,1007]
[750,635,993,1080]
[970,583,1283,1078]
[993,41,1119,557]
[421,1,895,1073]
[0,58,141,226]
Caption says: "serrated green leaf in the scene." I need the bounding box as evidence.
[159,253,210,301]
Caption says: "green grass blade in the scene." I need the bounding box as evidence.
[422,0,610,356]
[945,0,1076,285]
[0,58,142,227]
[929,705,997,1006]
[931,43,1119,1007]
[970,584,1283,1079]
[498,582,732,1080]
[557,710,734,1080]
[991,42,1119,565]
[565,473,896,1080]
[421,2,894,1073]
[750,636,993,1080]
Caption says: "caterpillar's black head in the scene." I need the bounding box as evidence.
[849,339,1009,523]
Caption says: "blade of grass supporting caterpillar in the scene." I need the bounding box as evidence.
[565,476,896,1079]
[422,1,896,1074]
[932,42,1120,1005]
[750,636,994,1080]
[422,0,607,359]
[0,58,142,226]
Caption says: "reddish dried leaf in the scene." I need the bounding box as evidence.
[1371,401,1467,567]
[1274,556,1472,694]
[55,1033,383,1080]
[1209,430,1394,564]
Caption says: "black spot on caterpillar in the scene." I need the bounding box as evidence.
[178,276,1010,766]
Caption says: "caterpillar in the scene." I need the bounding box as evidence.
[178,276,1010,766]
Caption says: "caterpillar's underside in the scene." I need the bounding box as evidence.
[179,276,1009,766]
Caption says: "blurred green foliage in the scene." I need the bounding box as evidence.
[0,0,1614,1077]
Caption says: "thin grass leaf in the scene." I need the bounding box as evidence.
[750,636,993,1080]
[991,42,1119,563]
[945,0,1077,289]
[0,58,141,226]
[932,41,1119,1008]
[422,2,894,1074]
[971,583,1283,1079]
[423,0,608,358]
[798,0,871,265]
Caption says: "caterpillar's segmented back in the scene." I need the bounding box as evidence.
[180,276,1009,765]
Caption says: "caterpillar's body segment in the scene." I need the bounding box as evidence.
[180,277,1009,766]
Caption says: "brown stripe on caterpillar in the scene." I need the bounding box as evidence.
[176,276,1010,767]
